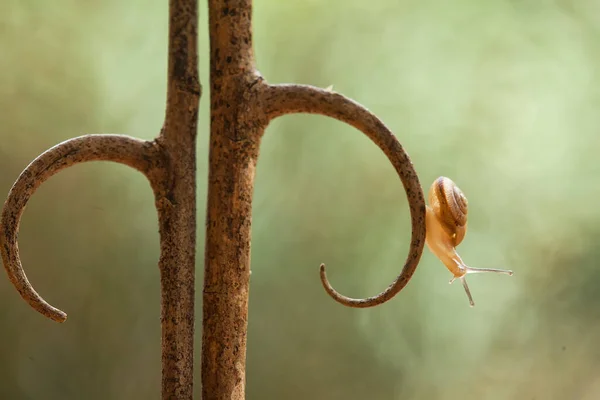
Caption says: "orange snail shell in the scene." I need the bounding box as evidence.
[428,177,468,247]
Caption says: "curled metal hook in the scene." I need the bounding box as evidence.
[0,134,166,322]
[263,84,426,308]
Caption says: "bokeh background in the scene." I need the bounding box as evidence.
[2,0,600,399]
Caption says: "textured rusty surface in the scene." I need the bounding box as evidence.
[262,84,426,308]
[202,0,425,395]
[0,0,427,398]
[0,134,167,322]
[154,0,200,398]
[202,1,266,399]
[0,0,200,398]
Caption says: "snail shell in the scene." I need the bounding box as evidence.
[428,177,468,247]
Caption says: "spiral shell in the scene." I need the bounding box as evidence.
[428,176,468,246]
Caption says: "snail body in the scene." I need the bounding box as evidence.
[425,177,513,307]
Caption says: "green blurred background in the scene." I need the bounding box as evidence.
[2,0,600,399]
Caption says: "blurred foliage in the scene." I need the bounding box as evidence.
[2,0,600,399]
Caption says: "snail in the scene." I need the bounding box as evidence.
[425,176,513,307]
